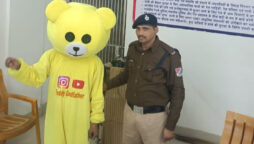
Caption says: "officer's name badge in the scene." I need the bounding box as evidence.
[175,67,183,77]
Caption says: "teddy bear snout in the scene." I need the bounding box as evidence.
[73,47,80,52]
[65,43,87,57]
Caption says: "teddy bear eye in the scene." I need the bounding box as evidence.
[65,32,75,42]
[82,34,91,44]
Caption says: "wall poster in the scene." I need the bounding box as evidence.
[133,0,254,37]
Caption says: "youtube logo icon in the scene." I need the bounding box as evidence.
[72,80,84,89]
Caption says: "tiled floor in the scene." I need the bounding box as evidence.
[6,115,189,144]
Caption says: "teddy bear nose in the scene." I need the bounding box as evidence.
[73,47,80,52]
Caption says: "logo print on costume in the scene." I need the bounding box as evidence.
[72,80,84,89]
[175,67,183,77]
[58,76,70,88]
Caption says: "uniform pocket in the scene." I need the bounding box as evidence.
[127,58,135,73]
[142,65,154,82]
[142,65,165,83]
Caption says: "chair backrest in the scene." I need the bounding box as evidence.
[220,111,254,144]
[0,69,8,115]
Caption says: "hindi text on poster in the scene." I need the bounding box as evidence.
[134,0,254,37]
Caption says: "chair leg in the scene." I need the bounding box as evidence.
[35,119,41,144]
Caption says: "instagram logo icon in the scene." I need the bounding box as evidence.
[58,76,70,88]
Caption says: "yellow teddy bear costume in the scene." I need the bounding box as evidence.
[8,0,116,143]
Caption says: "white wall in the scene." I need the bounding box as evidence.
[0,0,9,72]
[125,1,254,136]
[1,0,51,114]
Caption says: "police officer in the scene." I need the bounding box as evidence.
[104,13,185,144]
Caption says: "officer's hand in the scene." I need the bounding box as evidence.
[103,83,107,91]
[5,57,21,70]
[88,123,98,140]
[163,128,175,142]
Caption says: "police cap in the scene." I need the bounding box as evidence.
[132,13,157,29]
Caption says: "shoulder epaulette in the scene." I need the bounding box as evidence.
[159,41,179,56]
[170,48,179,56]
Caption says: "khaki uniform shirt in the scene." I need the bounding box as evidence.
[107,36,185,130]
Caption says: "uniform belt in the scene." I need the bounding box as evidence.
[127,102,165,114]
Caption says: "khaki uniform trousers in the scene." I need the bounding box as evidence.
[122,103,167,144]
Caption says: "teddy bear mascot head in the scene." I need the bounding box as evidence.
[46,0,116,58]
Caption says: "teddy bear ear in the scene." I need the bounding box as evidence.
[96,8,116,30]
[45,0,70,22]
